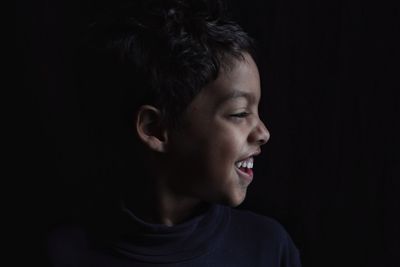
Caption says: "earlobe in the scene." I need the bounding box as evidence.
[135,105,169,153]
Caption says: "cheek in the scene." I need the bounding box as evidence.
[177,132,240,186]
[172,119,247,185]
[202,130,244,176]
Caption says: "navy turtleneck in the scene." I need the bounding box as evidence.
[111,202,230,263]
[47,202,302,266]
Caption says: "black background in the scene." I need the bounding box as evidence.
[18,0,399,266]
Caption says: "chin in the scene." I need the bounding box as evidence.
[220,190,247,207]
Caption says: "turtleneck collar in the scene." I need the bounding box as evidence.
[89,200,231,264]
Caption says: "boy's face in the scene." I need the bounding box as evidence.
[166,53,270,207]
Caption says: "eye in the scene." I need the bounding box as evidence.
[230,112,250,118]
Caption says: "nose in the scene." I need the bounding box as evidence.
[249,118,270,146]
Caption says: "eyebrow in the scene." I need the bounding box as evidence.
[218,90,256,105]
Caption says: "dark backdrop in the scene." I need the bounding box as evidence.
[19,0,399,266]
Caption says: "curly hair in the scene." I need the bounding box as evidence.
[77,0,254,132]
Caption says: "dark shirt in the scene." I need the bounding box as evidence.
[47,202,302,266]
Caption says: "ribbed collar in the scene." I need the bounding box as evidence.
[90,200,231,263]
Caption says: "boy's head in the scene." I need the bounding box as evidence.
[79,0,269,207]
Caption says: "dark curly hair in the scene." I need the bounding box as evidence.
[77,0,254,135]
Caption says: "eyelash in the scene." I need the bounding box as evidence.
[230,112,250,118]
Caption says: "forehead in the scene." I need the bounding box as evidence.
[196,53,261,106]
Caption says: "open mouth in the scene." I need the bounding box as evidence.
[235,157,254,179]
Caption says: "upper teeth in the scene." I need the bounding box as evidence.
[236,158,254,169]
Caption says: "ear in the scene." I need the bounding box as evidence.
[135,105,169,153]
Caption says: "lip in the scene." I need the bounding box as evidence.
[236,149,261,163]
[235,166,254,183]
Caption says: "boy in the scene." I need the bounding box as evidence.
[47,0,302,266]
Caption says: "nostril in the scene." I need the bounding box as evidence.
[258,137,267,146]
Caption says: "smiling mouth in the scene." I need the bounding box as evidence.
[235,157,254,181]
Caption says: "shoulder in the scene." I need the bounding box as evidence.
[229,207,289,240]
[226,207,302,266]
[46,224,90,266]
[47,223,89,248]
